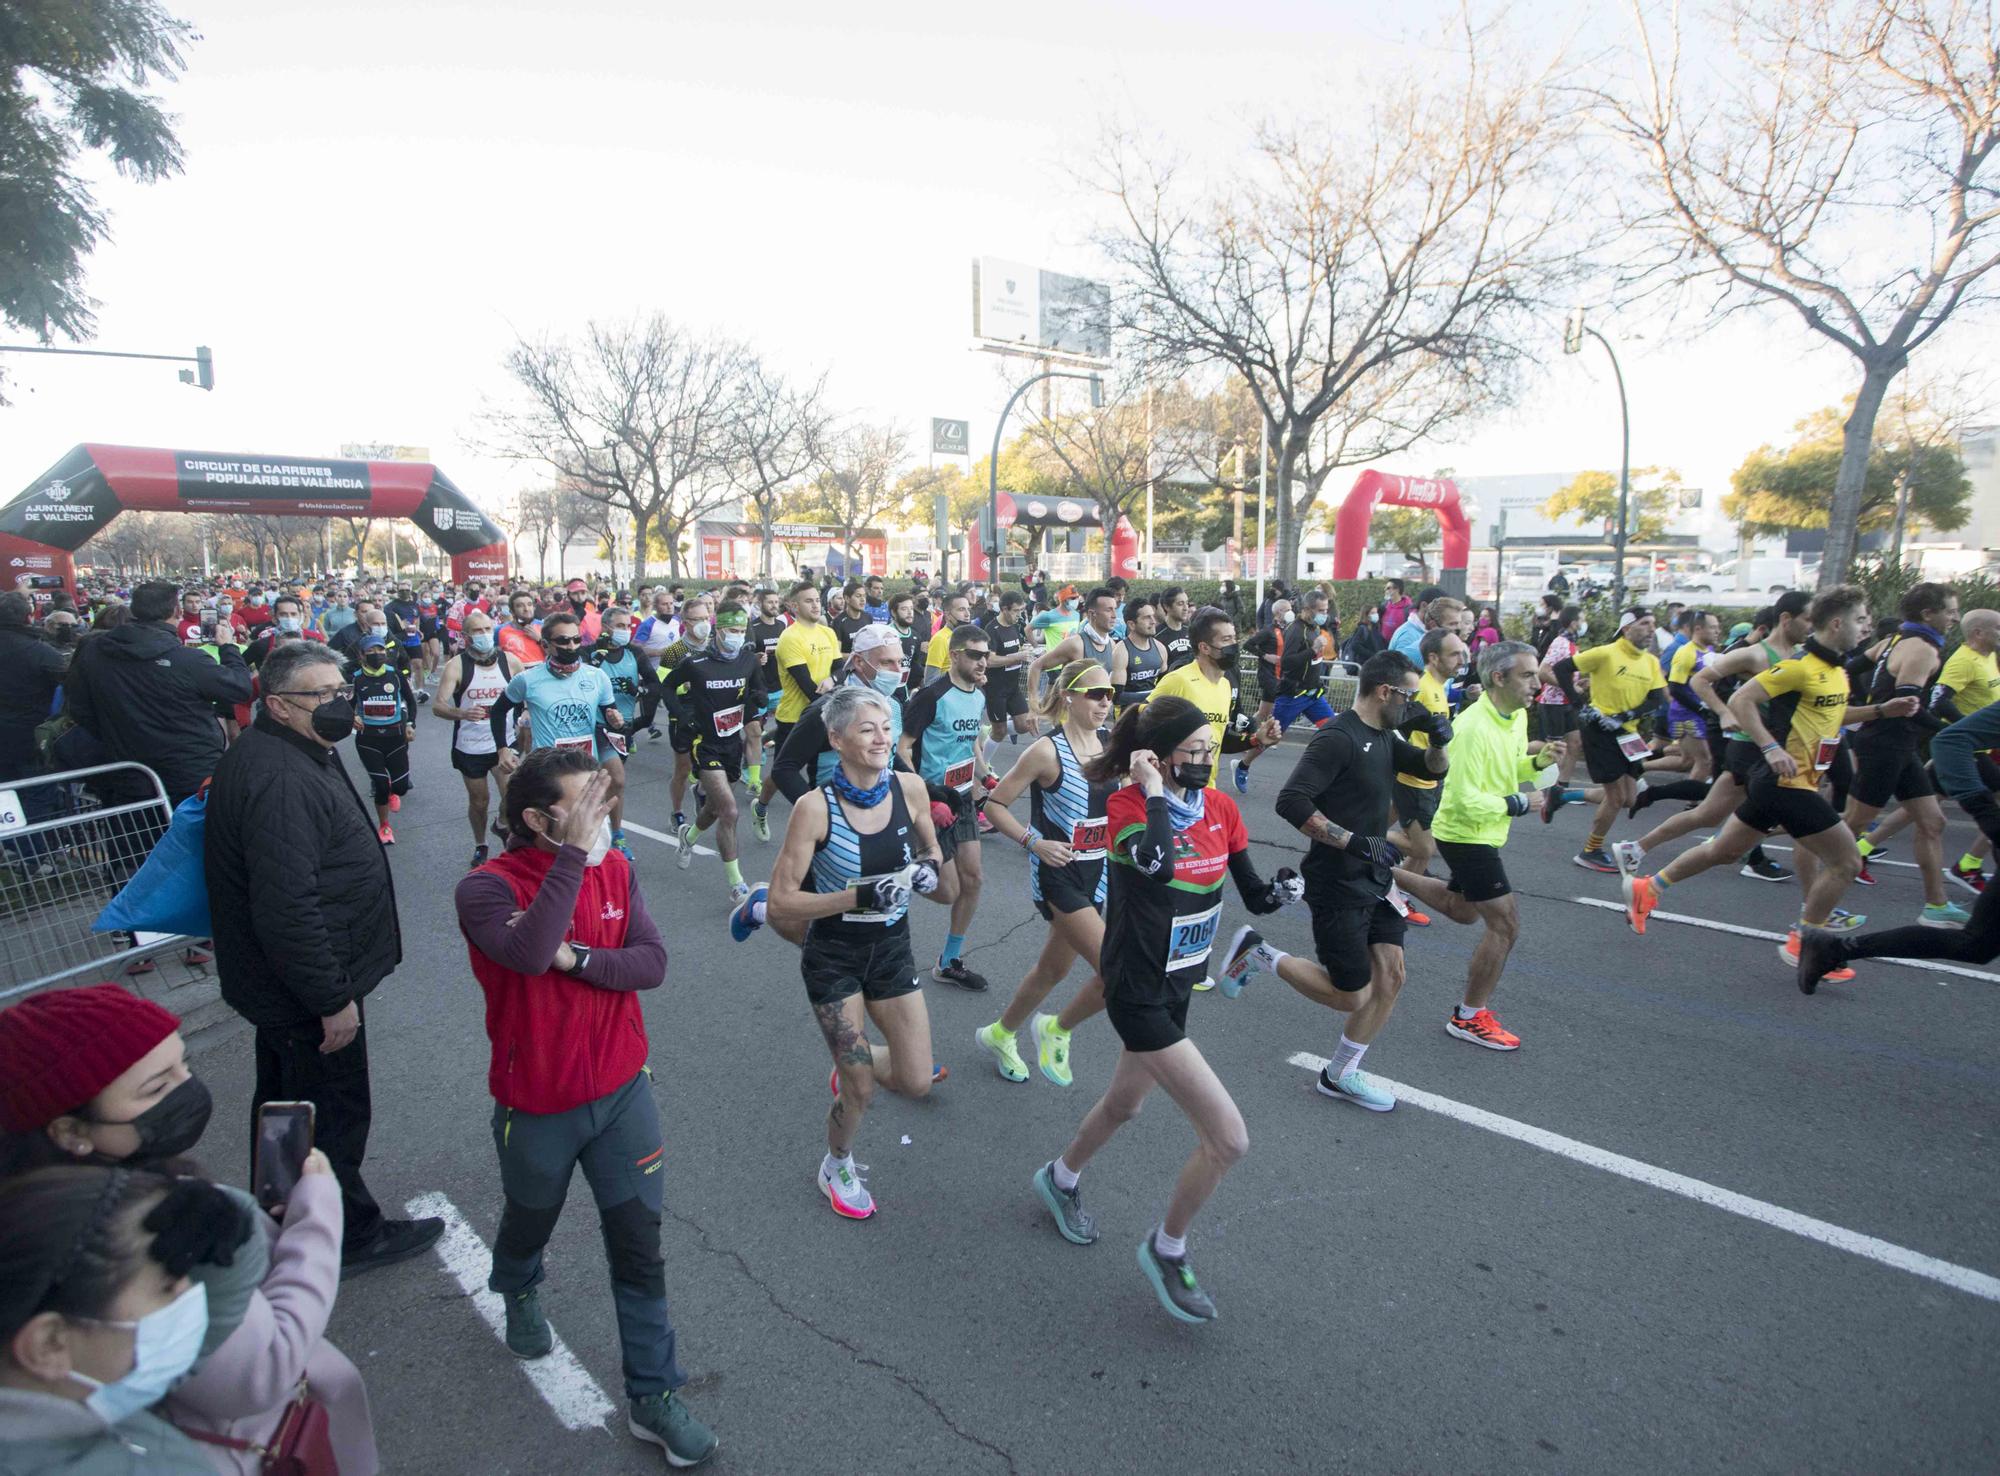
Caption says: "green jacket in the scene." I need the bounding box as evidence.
[1431,696,1549,847]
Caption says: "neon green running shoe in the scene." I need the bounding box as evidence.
[1033,1011,1073,1087]
[975,1021,1028,1083]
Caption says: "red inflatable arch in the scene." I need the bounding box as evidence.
[0,444,509,594]
[1329,469,1470,581]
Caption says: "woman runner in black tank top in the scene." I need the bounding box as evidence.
[764,685,949,1222]
[974,659,1118,1089]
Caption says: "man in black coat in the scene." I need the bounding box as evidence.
[205,639,442,1275]
[64,580,255,807]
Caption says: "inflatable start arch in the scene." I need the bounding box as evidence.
[0,445,509,592]
[1329,469,1470,582]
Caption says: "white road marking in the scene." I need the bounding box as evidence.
[1567,896,2000,984]
[621,819,717,857]
[405,1192,615,1430]
[1757,842,1920,871]
[1283,1054,2000,1304]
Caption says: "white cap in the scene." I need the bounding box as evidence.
[850,623,902,657]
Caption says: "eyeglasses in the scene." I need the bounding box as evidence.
[1076,687,1114,701]
[273,684,352,704]
[961,650,990,661]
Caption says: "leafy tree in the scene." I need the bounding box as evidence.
[1543,468,1679,543]
[1,0,195,356]
[1365,508,1439,576]
[1726,407,1969,537]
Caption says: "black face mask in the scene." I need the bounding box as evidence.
[1381,693,1411,728]
[90,1076,213,1160]
[309,695,355,742]
[1209,644,1240,666]
[1173,761,1213,791]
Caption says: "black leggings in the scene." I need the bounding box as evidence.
[1826,738,1856,814]
[1842,884,2000,964]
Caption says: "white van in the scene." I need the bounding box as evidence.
[1680,557,1804,596]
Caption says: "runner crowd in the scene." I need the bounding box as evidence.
[3,560,1996,1469]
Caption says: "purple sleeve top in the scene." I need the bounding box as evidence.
[455,846,666,992]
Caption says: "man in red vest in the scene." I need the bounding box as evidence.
[455,750,717,1468]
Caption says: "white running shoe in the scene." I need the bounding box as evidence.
[818,1159,875,1220]
[1613,839,1644,878]
[675,822,696,869]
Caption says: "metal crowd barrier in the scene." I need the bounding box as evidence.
[0,762,193,1001]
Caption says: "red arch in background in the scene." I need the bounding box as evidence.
[0,444,508,595]
[1329,470,1470,581]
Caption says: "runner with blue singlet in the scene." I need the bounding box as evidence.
[488,612,626,826]
[975,659,1117,1087]
[900,622,994,992]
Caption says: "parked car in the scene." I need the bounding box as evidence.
[1679,556,1804,595]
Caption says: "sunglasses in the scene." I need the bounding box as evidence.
[547,638,584,650]
[1075,686,1114,701]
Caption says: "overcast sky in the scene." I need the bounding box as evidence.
[5,0,1953,551]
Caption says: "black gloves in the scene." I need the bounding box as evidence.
[1345,834,1403,870]
[863,876,911,913]
[910,861,941,896]
[1266,867,1305,906]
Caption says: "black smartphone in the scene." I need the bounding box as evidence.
[252,1101,315,1213]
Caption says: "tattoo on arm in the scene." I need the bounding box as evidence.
[1301,814,1351,849]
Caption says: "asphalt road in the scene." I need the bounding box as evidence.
[185,701,2000,1475]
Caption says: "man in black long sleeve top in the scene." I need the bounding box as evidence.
[1222,650,1445,1113]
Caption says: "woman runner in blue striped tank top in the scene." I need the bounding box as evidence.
[975,659,1118,1088]
[766,685,950,1222]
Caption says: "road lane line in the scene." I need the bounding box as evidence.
[1566,896,2000,984]
[621,819,717,857]
[1757,843,1919,871]
[1283,1054,2000,1304]
[405,1192,615,1430]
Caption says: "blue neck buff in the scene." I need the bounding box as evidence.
[1900,620,1945,647]
[832,768,892,808]
[1163,786,1206,831]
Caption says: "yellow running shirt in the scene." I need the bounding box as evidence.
[1397,669,1448,791]
[1573,638,1665,730]
[1148,662,1234,757]
[1756,648,1850,791]
[1939,644,2000,716]
[773,620,839,724]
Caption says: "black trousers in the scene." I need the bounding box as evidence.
[1843,883,2000,966]
[252,1001,383,1243]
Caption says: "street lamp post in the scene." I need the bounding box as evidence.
[0,342,213,388]
[987,368,1104,581]
[1562,310,1631,610]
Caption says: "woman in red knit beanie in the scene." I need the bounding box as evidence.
[0,984,379,1473]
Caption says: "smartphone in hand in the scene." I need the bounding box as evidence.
[252,1101,315,1214]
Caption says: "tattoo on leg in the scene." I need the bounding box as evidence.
[814,998,874,1071]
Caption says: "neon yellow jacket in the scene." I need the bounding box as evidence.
[1432,696,1551,847]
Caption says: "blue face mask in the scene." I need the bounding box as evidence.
[869,667,902,696]
[608,628,631,647]
[277,616,303,634]
[67,1281,209,1428]
[469,632,496,654]
[1310,612,1328,626]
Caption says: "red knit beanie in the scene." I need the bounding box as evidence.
[0,984,180,1133]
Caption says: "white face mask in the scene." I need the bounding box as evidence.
[67,1281,209,1428]
[686,619,712,647]
[584,817,613,867]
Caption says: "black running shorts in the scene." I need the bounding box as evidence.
[1734,775,1843,839]
[1104,990,1191,1053]
[1437,840,1513,901]
[1848,745,1935,808]
[1529,704,1577,743]
[692,736,743,785]
[985,682,1029,723]
[1723,738,1768,787]
[1392,782,1441,830]
[451,748,501,779]
[802,928,921,1008]
[1309,897,1407,991]
[1581,724,1647,784]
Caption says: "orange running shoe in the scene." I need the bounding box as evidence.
[1445,1007,1521,1051]
[377,822,395,845]
[1405,908,1432,927]
[1780,929,1854,984]
[1623,873,1658,935]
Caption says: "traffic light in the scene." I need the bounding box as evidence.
[195,345,213,390]
[1562,310,1585,355]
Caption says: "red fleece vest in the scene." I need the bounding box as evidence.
[467,845,647,1114]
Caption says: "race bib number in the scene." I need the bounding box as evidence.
[361,695,400,722]
[1814,737,1840,772]
[841,868,911,924]
[944,757,976,792]
[601,729,629,758]
[1616,732,1650,761]
[1069,817,1108,861]
[1166,901,1222,972]
[553,734,595,754]
[712,704,744,738]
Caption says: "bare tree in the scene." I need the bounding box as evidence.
[1087,19,1585,578]
[1017,361,1191,577]
[727,356,832,578]
[482,314,747,582]
[798,422,911,578]
[1591,0,2000,585]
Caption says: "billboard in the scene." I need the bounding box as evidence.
[932,418,970,456]
[972,257,1111,360]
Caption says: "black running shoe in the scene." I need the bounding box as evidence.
[1795,927,1849,996]
[470,844,490,870]
[932,960,989,992]
[340,1217,444,1279]
[1739,855,1793,882]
